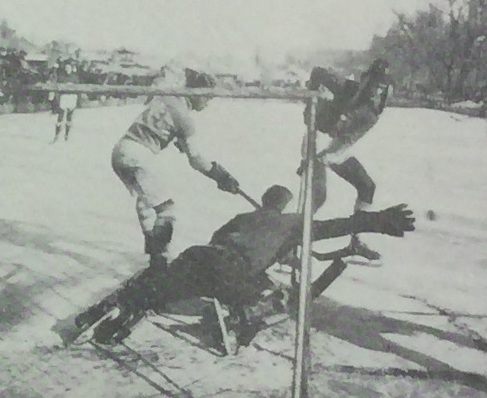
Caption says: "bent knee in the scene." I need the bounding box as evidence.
[358,179,375,204]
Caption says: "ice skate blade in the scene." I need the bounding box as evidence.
[72,307,120,346]
[347,255,383,268]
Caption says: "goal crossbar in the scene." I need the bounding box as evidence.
[27,83,318,101]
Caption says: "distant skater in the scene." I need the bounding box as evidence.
[52,63,79,143]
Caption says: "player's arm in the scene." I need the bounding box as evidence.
[312,204,415,240]
[171,101,239,193]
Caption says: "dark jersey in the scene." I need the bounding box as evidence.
[305,67,389,135]
[210,208,302,277]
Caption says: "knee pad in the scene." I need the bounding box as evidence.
[153,199,175,224]
[136,199,156,232]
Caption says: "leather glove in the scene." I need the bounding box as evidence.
[353,204,415,237]
[206,162,240,194]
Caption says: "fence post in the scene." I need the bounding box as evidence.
[292,96,317,398]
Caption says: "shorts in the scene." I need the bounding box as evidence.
[325,105,378,164]
[111,137,167,207]
[59,94,78,110]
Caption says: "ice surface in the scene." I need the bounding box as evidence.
[0,103,486,397]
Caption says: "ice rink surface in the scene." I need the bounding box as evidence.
[0,100,486,397]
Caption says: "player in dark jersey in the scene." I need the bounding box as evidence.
[111,68,240,268]
[302,58,392,262]
[77,184,414,345]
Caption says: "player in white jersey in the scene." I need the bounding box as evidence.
[111,68,239,268]
[52,63,79,143]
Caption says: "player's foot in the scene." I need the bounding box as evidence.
[75,305,107,329]
[93,308,141,344]
[350,236,381,261]
[201,303,239,355]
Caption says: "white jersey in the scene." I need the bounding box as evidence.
[124,96,194,154]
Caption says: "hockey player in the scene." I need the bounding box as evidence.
[0,47,7,103]
[77,185,414,345]
[111,68,240,268]
[301,58,392,262]
[52,62,79,143]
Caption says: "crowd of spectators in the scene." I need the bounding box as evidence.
[0,48,163,109]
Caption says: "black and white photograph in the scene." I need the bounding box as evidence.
[0,0,486,397]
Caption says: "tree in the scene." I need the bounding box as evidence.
[367,0,486,102]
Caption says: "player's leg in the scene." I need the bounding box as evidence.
[65,108,74,140]
[91,245,219,344]
[135,196,156,254]
[133,167,175,269]
[53,109,64,143]
[149,199,175,269]
[300,132,327,213]
[111,138,174,266]
[312,160,327,213]
[329,157,380,260]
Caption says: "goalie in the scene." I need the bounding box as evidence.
[76,185,415,346]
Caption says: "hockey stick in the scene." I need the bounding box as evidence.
[237,188,261,209]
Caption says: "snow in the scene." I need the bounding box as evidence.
[0,103,486,397]
[450,100,484,109]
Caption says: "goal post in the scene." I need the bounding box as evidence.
[27,82,319,397]
[292,97,317,398]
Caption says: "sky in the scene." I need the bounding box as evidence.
[0,0,431,62]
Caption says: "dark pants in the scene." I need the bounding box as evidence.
[154,246,271,308]
[57,108,75,124]
[313,156,376,212]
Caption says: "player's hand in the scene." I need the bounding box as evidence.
[376,204,415,237]
[296,159,307,176]
[207,162,240,194]
[353,204,415,237]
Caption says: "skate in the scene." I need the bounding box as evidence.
[349,236,382,264]
[50,124,63,144]
[74,264,165,334]
[92,307,144,344]
[75,301,114,330]
[201,301,239,355]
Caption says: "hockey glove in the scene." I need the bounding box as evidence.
[206,162,240,194]
[353,204,415,237]
[296,159,306,176]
